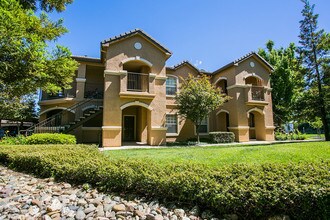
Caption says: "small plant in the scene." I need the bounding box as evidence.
[0,135,27,145]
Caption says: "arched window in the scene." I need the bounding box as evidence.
[166,76,177,96]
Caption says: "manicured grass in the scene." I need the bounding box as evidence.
[304,133,325,139]
[105,142,330,167]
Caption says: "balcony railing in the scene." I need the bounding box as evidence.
[41,89,75,101]
[251,86,265,101]
[84,83,104,99]
[127,72,149,92]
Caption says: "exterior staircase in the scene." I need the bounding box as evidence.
[25,99,103,135]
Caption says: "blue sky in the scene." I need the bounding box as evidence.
[49,0,330,72]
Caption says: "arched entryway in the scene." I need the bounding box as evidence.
[248,108,266,140]
[121,104,152,145]
[216,110,229,131]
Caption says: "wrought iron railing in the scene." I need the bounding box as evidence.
[127,72,149,92]
[24,98,101,135]
[251,86,265,101]
[41,89,75,100]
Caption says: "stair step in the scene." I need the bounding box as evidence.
[69,122,76,125]
[84,114,91,117]
[89,111,96,114]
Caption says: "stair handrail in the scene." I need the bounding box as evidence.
[25,98,95,135]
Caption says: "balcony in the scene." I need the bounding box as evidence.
[245,86,268,106]
[40,89,75,101]
[119,72,156,99]
[84,83,104,99]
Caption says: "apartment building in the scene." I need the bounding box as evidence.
[38,29,275,147]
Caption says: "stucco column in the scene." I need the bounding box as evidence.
[102,70,123,147]
[76,64,87,100]
[149,73,156,94]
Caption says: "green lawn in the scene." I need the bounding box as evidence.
[105,142,330,167]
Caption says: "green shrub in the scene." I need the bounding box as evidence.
[209,131,235,143]
[0,145,328,219]
[0,135,27,145]
[25,133,76,144]
[275,132,307,141]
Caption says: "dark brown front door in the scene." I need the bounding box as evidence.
[123,116,135,141]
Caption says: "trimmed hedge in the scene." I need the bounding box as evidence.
[275,132,307,141]
[209,131,235,143]
[25,133,76,144]
[0,145,329,219]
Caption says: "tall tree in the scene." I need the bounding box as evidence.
[298,0,330,141]
[258,41,304,127]
[0,0,77,100]
[175,74,230,143]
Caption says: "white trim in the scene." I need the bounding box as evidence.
[243,73,264,82]
[266,126,276,129]
[104,70,127,76]
[123,115,136,141]
[228,126,250,130]
[76,78,86,83]
[82,105,97,112]
[213,76,227,85]
[216,109,229,115]
[155,76,167,80]
[40,107,75,115]
[227,84,250,90]
[151,126,167,131]
[149,73,157,78]
[102,126,121,130]
[121,56,153,67]
[82,127,102,131]
[120,101,153,111]
[247,107,264,116]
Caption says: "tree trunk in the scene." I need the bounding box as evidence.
[196,124,200,145]
[312,46,330,141]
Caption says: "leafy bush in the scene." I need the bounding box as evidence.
[0,145,329,219]
[209,131,235,143]
[275,132,307,141]
[0,135,27,145]
[25,133,76,144]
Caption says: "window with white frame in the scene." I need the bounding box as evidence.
[166,114,178,134]
[166,76,177,96]
[196,117,208,133]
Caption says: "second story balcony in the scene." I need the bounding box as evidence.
[119,71,156,99]
[40,88,75,102]
[245,85,268,106]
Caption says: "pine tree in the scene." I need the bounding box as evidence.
[298,0,330,141]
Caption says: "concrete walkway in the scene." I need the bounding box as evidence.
[99,138,324,151]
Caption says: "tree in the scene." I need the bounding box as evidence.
[175,74,230,143]
[298,0,330,141]
[258,41,304,127]
[0,0,77,100]
[0,94,38,129]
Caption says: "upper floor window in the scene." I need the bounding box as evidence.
[166,76,177,96]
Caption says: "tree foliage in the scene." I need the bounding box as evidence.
[175,74,230,143]
[19,0,73,12]
[297,0,330,141]
[0,0,77,100]
[258,41,304,126]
